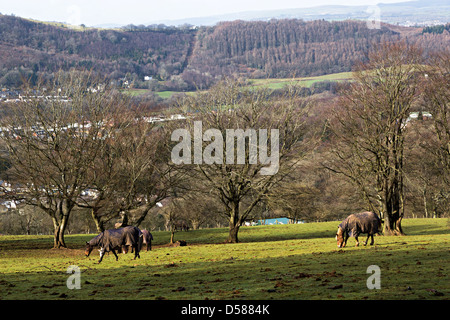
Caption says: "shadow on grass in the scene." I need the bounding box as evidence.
[1,236,448,300]
[402,221,450,235]
[0,234,94,252]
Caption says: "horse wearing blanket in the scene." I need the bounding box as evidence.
[85,226,141,263]
[335,211,382,248]
[140,229,153,251]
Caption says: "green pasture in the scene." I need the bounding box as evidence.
[123,71,353,98]
[155,91,178,99]
[248,71,353,90]
[0,218,448,300]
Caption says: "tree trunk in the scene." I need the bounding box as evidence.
[384,207,404,235]
[51,199,73,248]
[170,225,175,244]
[53,221,61,248]
[25,216,32,235]
[385,215,404,235]
[119,211,129,226]
[422,188,429,218]
[58,225,67,248]
[381,147,405,236]
[227,223,240,243]
[382,180,405,235]
[52,220,68,248]
[227,201,241,243]
[191,219,200,230]
[91,208,104,233]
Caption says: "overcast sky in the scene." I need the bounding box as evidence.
[0,0,408,26]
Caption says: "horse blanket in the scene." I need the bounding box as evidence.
[338,211,381,237]
[88,226,141,252]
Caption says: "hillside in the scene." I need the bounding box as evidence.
[0,14,195,86]
[188,19,399,79]
[0,14,449,90]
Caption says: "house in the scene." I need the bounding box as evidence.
[408,111,432,121]
[405,111,433,126]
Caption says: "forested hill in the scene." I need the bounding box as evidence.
[190,20,399,79]
[185,19,449,81]
[0,14,195,87]
[0,14,449,90]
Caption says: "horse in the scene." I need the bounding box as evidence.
[140,229,153,251]
[335,211,382,248]
[85,226,141,263]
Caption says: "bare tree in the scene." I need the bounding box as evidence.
[405,121,448,218]
[267,180,319,222]
[422,50,450,188]
[72,101,184,232]
[0,71,124,247]
[326,42,423,235]
[173,79,318,243]
[110,113,182,228]
[414,50,450,217]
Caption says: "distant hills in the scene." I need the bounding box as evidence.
[0,13,448,91]
[148,0,450,27]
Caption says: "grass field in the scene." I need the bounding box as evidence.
[0,218,448,300]
[123,71,354,99]
[248,71,353,90]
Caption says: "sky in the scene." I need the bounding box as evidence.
[0,0,409,26]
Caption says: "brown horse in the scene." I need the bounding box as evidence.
[335,211,382,248]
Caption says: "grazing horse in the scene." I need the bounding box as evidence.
[85,226,141,263]
[140,229,153,251]
[335,211,382,248]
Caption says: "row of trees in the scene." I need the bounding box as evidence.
[0,42,448,246]
[325,43,449,235]
[0,70,319,245]
[0,71,183,247]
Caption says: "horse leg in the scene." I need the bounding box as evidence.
[139,236,144,252]
[343,234,348,247]
[111,248,119,261]
[370,234,374,245]
[355,235,359,247]
[134,245,140,259]
[364,234,370,246]
[98,248,105,263]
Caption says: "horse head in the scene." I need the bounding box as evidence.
[85,241,94,257]
[336,227,345,248]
